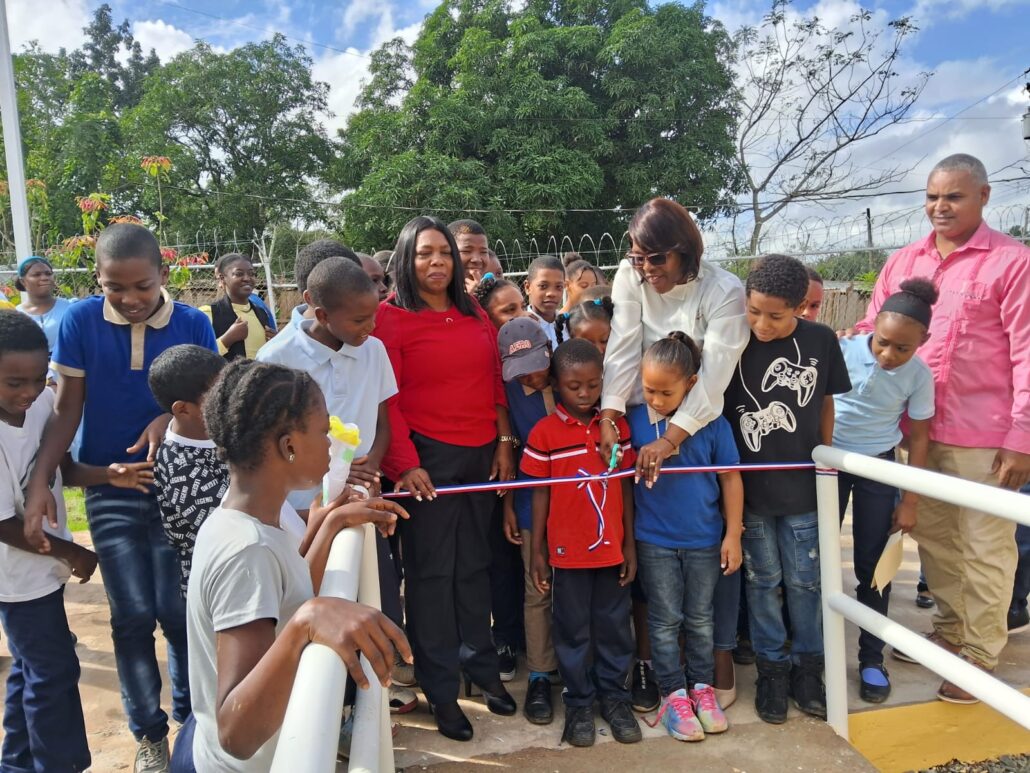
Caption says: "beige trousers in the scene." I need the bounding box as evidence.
[914,442,1017,668]
[520,529,558,673]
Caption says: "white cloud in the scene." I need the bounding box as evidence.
[6,0,87,52]
[132,20,195,60]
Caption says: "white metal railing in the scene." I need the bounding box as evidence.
[271,523,393,772]
[814,444,1030,739]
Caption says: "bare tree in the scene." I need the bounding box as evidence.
[733,1,930,255]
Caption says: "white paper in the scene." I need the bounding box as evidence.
[871,530,904,595]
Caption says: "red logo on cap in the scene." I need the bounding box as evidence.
[508,340,532,355]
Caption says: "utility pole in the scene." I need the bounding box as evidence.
[865,208,874,249]
[0,0,31,262]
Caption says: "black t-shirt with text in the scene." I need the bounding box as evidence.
[723,318,851,516]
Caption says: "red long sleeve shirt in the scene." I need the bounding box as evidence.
[376,300,507,479]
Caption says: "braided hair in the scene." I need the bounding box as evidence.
[203,359,323,472]
[555,295,614,344]
[471,272,519,308]
[643,331,702,379]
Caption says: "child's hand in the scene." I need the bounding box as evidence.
[301,488,362,555]
[348,456,382,496]
[891,500,918,534]
[330,498,410,538]
[222,315,249,345]
[530,551,551,594]
[68,545,98,583]
[395,467,435,502]
[619,542,637,586]
[263,325,276,342]
[502,503,522,546]
[107,461,155,492]
[721,535,742,575]
[23,481,58,552]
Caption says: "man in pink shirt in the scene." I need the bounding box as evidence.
[853,154,1030,703]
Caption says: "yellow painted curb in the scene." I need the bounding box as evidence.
[849,689,1030,772]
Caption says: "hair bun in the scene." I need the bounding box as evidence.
[898,277,938,306]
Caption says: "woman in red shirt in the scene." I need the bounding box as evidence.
[376,216,517,741]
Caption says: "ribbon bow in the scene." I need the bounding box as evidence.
[577,468,610,552]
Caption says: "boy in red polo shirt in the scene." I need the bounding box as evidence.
[522,339,639,748]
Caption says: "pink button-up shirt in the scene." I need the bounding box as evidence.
[856,222,1030,454]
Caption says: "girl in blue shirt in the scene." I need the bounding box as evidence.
[834,278,937,703]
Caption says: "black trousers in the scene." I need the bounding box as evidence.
[489,497,525,650]
[551,565,632,707]
[398,433,500,704]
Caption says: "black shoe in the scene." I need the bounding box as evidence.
[858,663,891,704]
[561,704,596,747]
[790,654,827,720]
[430,701,473,742]
[628,660,659,712]
[497,643,517,682]
[916,582,935,609]
[600,695,642,744]
[463,673,517,716]
[1008,606,1030,634]
[755,657,790,724]
[523,676,553,725]
[733,637,756,665]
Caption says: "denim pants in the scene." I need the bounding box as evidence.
[742,511,822,663]
[713,568,741,652]
[85,492,190,742]
[637,541,721,692]
[838,451,898,666]
[1012,524,1030,613]
[0,587,90,773]
[551,566,632,707]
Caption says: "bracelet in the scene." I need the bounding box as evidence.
[600,417,621,442]
[659,436,677,452]
[498,435,520,448]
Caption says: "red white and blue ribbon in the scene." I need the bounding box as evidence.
[576,467,610,552]
[383,462,816,500]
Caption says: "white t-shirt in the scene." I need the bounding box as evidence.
[187,506,313,772]
[0,388,73,602]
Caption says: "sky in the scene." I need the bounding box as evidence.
[7,0,1030,252]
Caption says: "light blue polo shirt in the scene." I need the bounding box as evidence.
[833,334,935,456]
[257,319,397,510]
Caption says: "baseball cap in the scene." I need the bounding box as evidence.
[497,317,551,382]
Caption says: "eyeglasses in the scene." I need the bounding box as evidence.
[625,251,669,267]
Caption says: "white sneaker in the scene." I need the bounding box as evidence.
[389,684,418,714]
[134,737,169,773]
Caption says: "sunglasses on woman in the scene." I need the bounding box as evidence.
[625,251,669,267]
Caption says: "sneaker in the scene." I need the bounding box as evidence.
[916,582,935,609]
[1008,606,1030,634]
[790,654,826,720]
[338,711,354,759]
[561,704,596,747]
[892,630,961,664]
[134,737,169,773]
[599,695,642,744]
[497,643,517,682]
[629,660,659,712]
[392,650,416,687]
[689,683,728,734]
[652,689,704,742]
[389,684,418,714]
[859,663,891,704]
[754,657,790,724]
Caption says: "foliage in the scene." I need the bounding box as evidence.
[810,249,887,281]
[336,0,741,249]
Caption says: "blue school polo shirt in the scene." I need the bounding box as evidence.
[833,334,935,456]
[52,292,217,497]
[505,379,556,530]
[627,405,740,549]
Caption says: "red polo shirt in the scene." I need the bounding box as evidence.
[521,407,635,569]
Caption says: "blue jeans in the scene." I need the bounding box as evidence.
[169,714,195,773]
[713,568,741,651]
[0,587,90,773]
[838,455,898,665]
[638,541,721,692]
[85,492,190,742]
[742,511,822,663]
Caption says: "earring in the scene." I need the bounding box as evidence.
[288,453,295,463]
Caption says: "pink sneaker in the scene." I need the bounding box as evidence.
[653,689,704,742]
[690,683,728,734]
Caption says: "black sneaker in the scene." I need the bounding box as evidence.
[561,704,595,747]
[600,695,642,744]
[628,660,659,712]
[733,637,756,665]
[755,657,790,724]
[497,643,517,682]
[523,676,553,725]
[790,654,827,719]
[1008,606,1030,634]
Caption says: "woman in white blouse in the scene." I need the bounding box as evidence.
[599,198,749,479]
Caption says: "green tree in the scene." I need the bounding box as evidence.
[336,0,740,249]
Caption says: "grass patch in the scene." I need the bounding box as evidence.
[64,488,89,532]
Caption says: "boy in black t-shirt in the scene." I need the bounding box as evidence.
[723,255,851,726]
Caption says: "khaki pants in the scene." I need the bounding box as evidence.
[914,443,1017,668]
[520,529,558,673]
